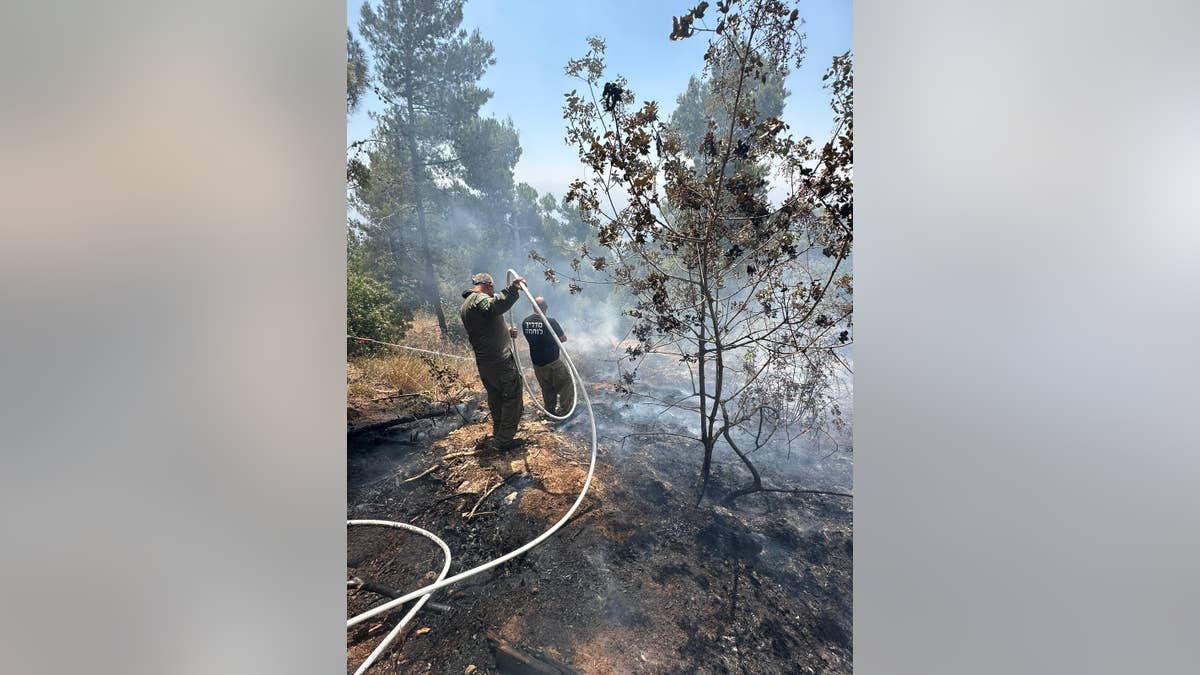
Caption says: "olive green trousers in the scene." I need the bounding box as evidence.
[532,357,574,416]
[478,357,523,445]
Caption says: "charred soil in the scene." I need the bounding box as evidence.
[347,389,852,674]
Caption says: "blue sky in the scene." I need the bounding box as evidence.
[348,0,852,200]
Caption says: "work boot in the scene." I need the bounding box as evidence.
[497,437,529,452]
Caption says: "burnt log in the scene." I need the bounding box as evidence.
[485,630,579,675]
[347,577,453,614]
[347,405,452,438]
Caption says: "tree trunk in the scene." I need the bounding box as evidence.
[696,292,711,506]
[697,439,715,507]
[696,253,724,506]
[347,405,452,438]
[404,86,448,336]
[720,427,763,504]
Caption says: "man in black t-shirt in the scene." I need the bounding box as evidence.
[521,296,574,417]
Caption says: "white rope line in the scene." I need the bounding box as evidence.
[345,269,597,672]
[347,335,472,361]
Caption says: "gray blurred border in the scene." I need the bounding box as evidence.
[3,0,1199,673]
[0,1,345,674]
[856,0,1200,673]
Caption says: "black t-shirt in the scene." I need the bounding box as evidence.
[522,314,565,366]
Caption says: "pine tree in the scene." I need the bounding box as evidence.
[358,0,497,335]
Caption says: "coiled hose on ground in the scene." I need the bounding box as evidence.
[346,269,597,673]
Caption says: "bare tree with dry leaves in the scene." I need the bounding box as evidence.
[544,0,853,505]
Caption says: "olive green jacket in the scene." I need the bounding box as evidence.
[459,283,522,365]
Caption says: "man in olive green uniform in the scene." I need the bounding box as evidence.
[521,296,574,417]
[460,272,527,450]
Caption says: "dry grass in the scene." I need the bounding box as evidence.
[347,312,480,411]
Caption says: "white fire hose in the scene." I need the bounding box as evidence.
[345,521,451,675]
[346,269,597,673]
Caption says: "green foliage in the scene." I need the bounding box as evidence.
[454,117,526,271]
[355,0,514,334]
[457,117,522,197]
[347,268,412,357]
[347,30,373,193]
[348,0,678,346]
[346,30,370,114]
[360,0,497,168]
[350,149,416,288]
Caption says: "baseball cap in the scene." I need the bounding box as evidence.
[471,272,494,286]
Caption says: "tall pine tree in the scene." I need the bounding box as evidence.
[358,0,496,335]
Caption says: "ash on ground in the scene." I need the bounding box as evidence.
[347,385,851,674]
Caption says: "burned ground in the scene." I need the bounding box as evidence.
[347,384,852,674]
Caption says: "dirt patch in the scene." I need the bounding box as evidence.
[433,419,609,524]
